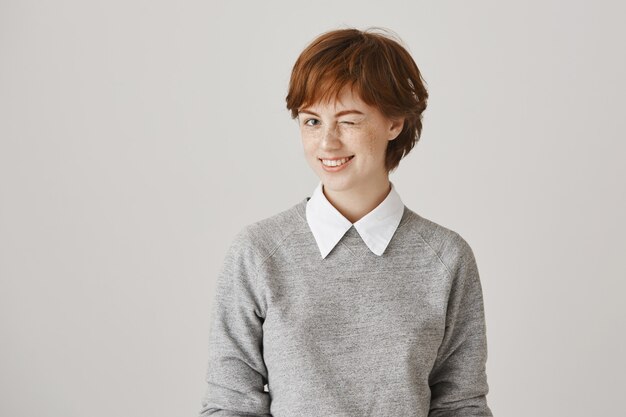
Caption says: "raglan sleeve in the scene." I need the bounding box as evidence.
[428,237,494,417]
[198,227,271,416]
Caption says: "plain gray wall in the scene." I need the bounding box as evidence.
[1,1,624,416]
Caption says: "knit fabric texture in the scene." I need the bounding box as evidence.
[199,197,493,416]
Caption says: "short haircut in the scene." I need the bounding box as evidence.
[286,27,429,173]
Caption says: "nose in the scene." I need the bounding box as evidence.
[320,123,341,150]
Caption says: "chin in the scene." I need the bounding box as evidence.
[320,177,357,192]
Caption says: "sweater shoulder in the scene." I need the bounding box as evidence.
[233,199,307,265]
[402,207,476,271]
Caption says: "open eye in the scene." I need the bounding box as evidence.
[303,118,320,126]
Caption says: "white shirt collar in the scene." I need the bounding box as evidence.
[305,180,405,259]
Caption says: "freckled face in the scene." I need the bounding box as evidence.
[298,86,403,193]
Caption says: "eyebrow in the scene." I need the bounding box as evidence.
[298,109,365,117]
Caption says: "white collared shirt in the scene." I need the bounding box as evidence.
[305,180,405,259]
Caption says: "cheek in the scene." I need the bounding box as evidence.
[300,138,318,161]
[300,129,319,144]
[360,129,384,157]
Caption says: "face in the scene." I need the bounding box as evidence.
[297,85,404,194]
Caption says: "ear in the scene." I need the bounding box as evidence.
[388,117,405,141]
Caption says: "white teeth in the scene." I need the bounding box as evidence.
[321,156,353,167]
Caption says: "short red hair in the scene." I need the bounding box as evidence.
[286,27,429,173]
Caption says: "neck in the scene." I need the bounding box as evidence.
[322,177,392,224]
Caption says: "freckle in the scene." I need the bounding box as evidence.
[367,130,375,154]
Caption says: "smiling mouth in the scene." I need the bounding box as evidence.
[319,155,355,167]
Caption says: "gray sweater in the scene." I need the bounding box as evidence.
[199,197,493,416]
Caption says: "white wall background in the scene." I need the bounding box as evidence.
[1,1,624,416]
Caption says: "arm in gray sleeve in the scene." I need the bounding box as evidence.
[199,228,272,416]
[428,239,493,417]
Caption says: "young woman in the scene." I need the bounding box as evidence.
[199,27,493,417]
